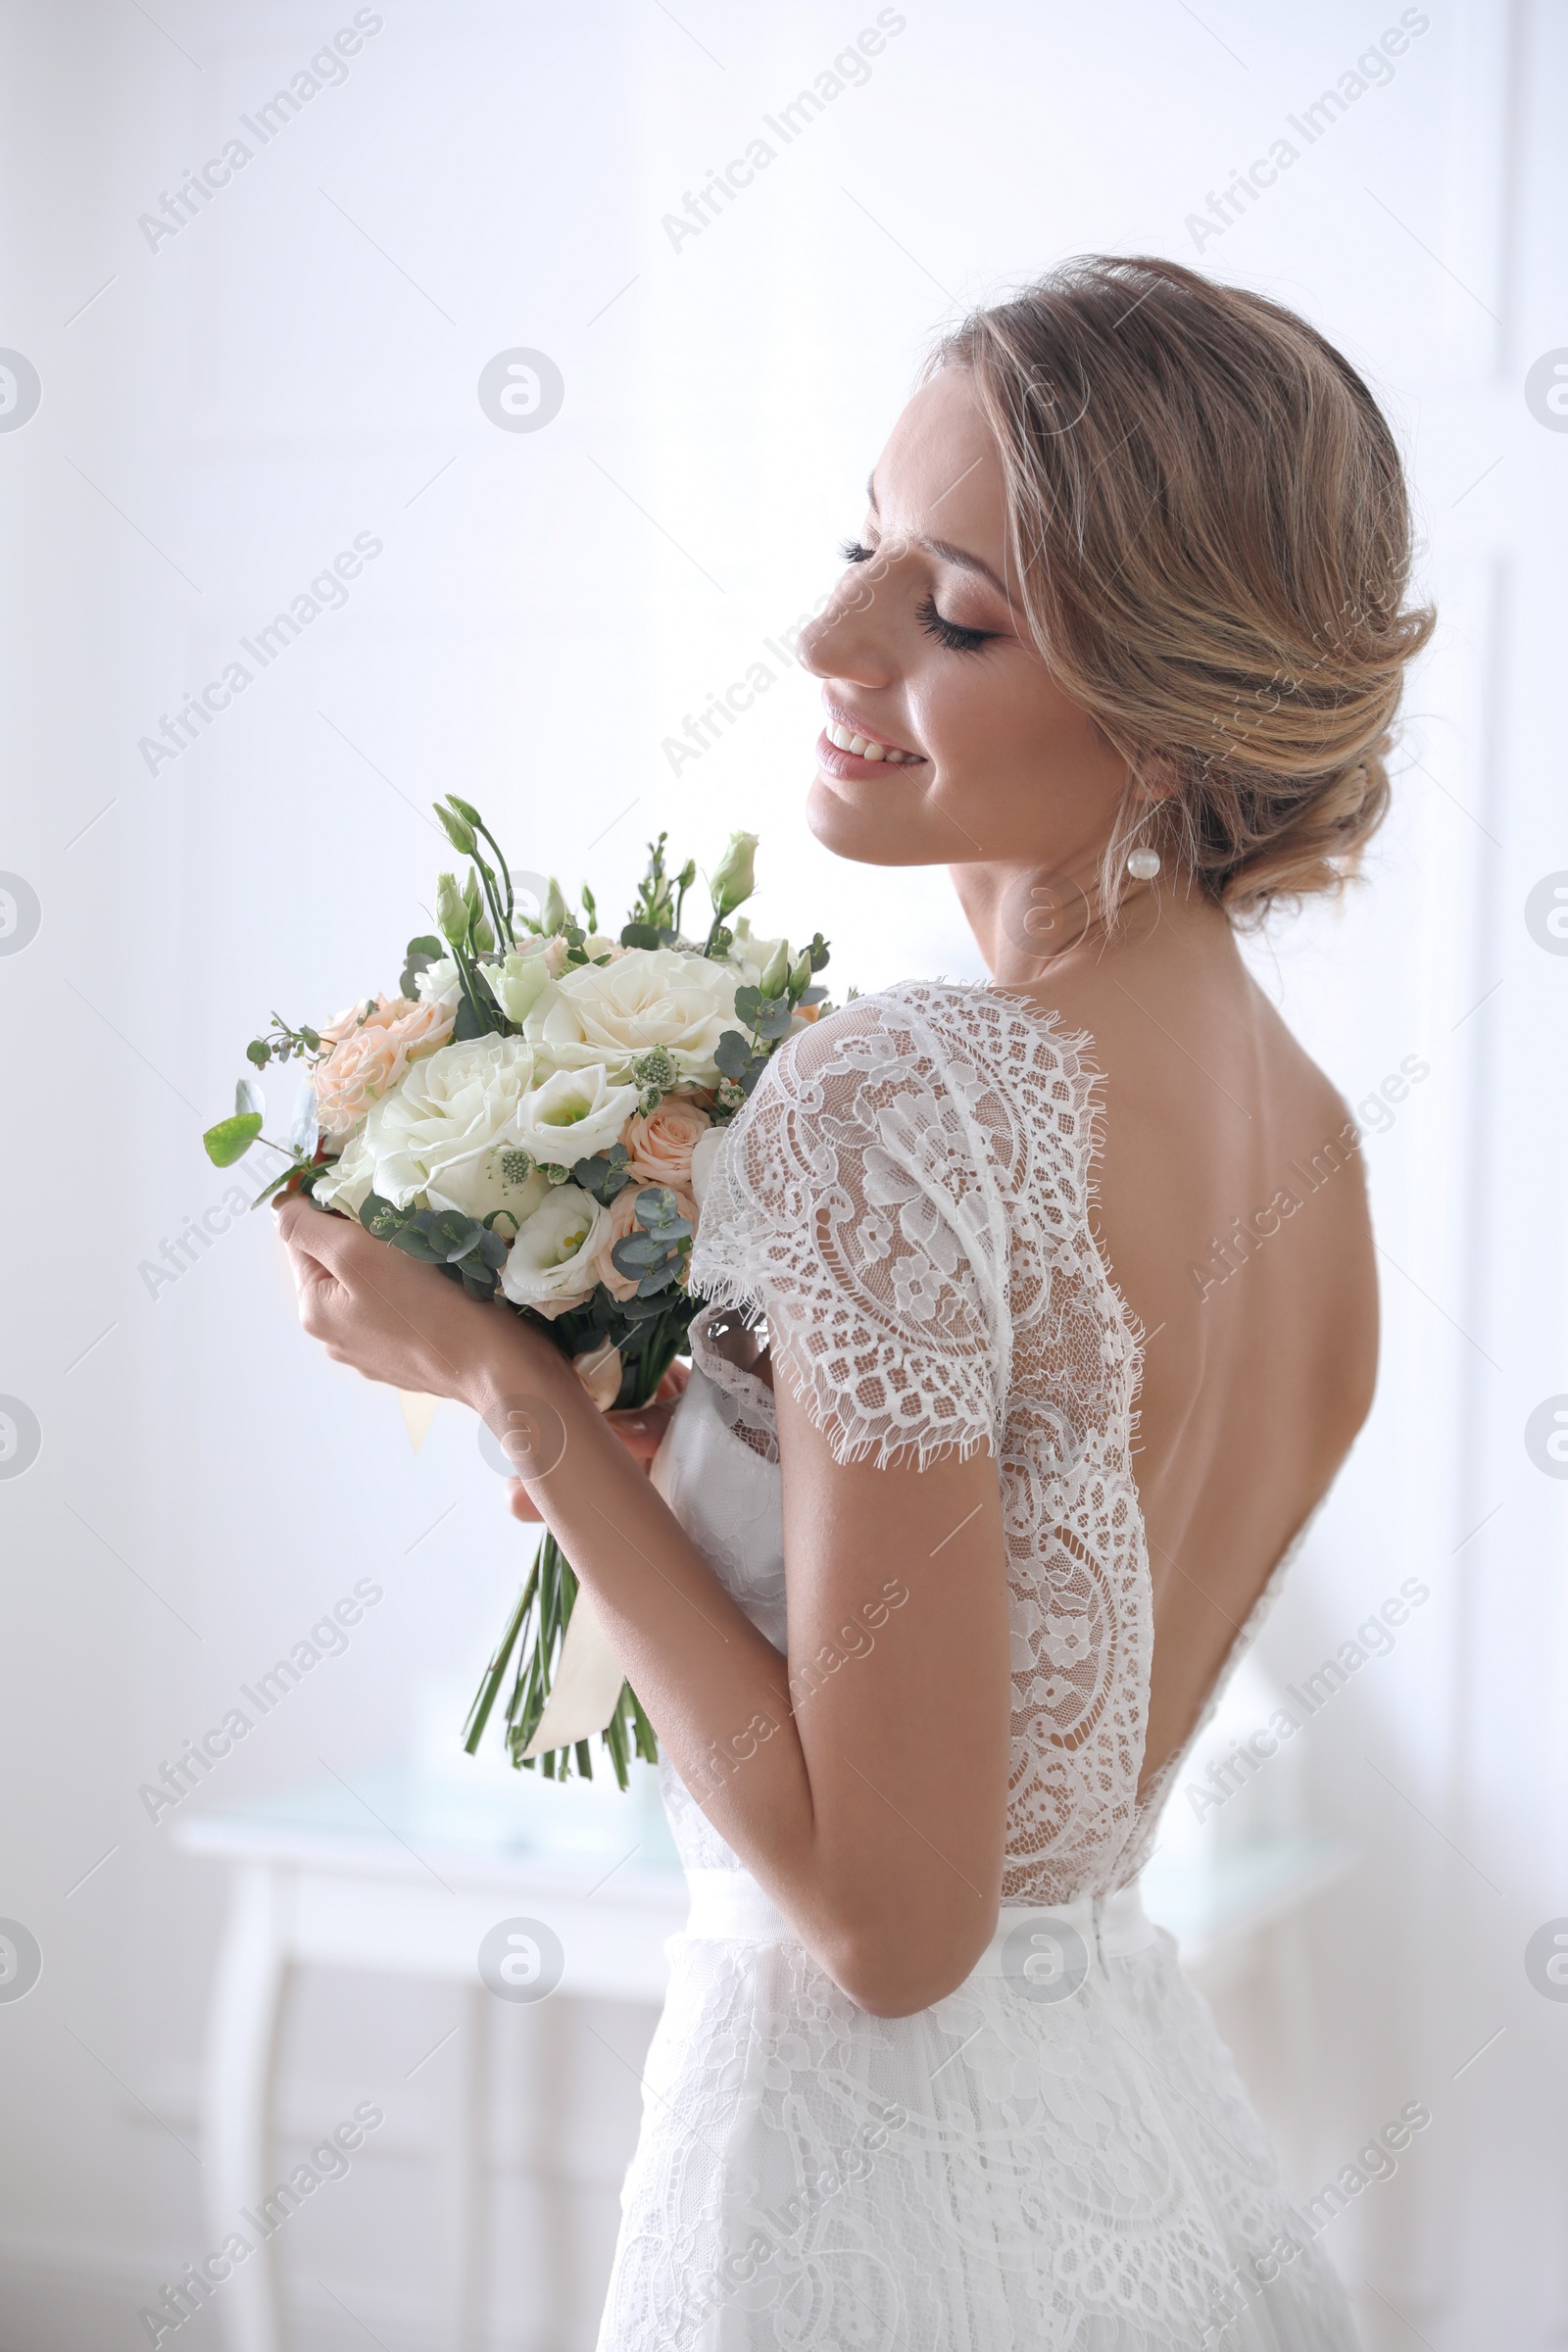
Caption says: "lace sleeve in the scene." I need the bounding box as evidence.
[689,991,1010,1470]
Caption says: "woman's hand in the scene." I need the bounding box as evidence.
[274,1194,554,1417]
[505,1361,689,1522]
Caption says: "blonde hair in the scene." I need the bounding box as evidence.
[930,256,1435,920]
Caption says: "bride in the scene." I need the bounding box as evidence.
[278,255,1431,2348]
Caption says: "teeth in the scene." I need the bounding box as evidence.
[825,719,914,763]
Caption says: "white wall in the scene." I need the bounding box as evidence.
[1,1,1564,2345]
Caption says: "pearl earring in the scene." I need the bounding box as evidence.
[1126,846,1161,881]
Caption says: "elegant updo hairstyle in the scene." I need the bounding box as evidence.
[930,257,1435,920]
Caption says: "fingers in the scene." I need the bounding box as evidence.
[655,1361,691,1402]
[295,1274,337,1339]
[276,1194,355,1269]
[506,1479,545,1524]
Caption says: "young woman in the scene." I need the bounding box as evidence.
[278,256,1431,2349]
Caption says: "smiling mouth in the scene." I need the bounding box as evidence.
[819,703,925,765]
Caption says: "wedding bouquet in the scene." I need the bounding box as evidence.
[203,801,830,1786]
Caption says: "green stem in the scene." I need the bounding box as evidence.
[470,847,510,950]
[475,821,514,933]
[464,1553,538,1753]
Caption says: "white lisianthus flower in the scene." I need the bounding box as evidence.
[524,947,739,1085]
[338,1034,546,1223]
[512,1064,640,1166]
[726,917,790,990]
[500,1183,608,1312]
[482,936,564,1024]
[414,956,465,1012]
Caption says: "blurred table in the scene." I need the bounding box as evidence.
[178,1764,1349,2352]
[177,1757,685,2352]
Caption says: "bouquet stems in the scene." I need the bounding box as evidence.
[462,1318,683,1787]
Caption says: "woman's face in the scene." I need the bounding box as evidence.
[800,367,1129,875]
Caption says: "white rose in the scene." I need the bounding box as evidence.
[524,947,739,1085]
[512,1064,640,1167]
[311,1124,377,1219]
[500,1183,608,1312]
[354,1034,546,1223]
[483,936,564,1024]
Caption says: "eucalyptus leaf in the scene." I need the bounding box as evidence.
[390,1225,443,1262]
[427,1209,482,1261]
[574,1145,632,1205]
[632,1186,677,1228]
[611,1236,664,1274]
[359,1194,405,1240]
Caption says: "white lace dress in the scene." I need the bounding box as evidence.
[595,984,1358,2352]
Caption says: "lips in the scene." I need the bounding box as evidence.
[817,697,925,772]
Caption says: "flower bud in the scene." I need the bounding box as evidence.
[709,831,759,920]
[758,940,790,999]
[436,870,468,948]
[435,801,476,857]
[540,876,568,935]
[789,950,812,1000]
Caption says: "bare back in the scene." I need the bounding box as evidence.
[1012,898,1379,1796]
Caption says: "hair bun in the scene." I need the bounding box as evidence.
[935,257,1435,920]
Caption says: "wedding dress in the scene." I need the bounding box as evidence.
[594,984,1359,2352]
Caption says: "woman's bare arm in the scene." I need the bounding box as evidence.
[277,1197,1010,2014]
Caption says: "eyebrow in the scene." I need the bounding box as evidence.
[865,473,1010,601]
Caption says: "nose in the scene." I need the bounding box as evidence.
[798,571,899,691]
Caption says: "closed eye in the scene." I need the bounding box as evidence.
[916,596,996,654]
[839,536,1000,651]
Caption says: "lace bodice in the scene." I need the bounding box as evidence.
[604,983,1360,2350]
[689,981,1151,1905]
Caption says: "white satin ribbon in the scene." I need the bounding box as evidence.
[517,1414,677,1758]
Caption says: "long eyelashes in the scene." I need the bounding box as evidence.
[916,596,994,655]
[838,539,996,654]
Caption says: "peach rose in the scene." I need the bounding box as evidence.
[593,1181,698,1302]
[313,994,456,1139]
[622,1096,711,1193]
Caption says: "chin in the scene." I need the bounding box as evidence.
[806,772,946,868]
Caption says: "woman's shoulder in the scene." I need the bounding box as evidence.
[782,978,1102,1124]
[742,979,1104,1250]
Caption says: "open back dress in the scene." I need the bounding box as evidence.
[594,983,1359,2352]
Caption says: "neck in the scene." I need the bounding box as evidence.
[950,858,1211,985]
